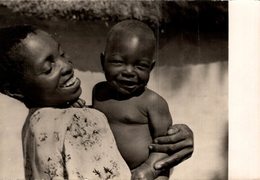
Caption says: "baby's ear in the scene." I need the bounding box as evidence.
[100,52,105,70]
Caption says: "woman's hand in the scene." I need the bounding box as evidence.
[149,124,194,170]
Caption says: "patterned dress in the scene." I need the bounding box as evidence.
[22,107,131,180]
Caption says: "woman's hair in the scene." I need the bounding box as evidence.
[0,25,37,94]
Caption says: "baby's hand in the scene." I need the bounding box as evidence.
[70,98,86,108]
[131,163,156,180]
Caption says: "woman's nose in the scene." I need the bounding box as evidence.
[58,58,73,75]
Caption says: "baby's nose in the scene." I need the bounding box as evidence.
[126,65,135,72]
[122,65,135,77]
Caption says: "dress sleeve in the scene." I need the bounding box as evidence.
[23,109,68,180]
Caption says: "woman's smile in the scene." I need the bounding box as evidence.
[60,75,80,88]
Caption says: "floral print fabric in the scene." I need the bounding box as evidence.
[22,107,131,180]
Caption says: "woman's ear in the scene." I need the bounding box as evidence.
[100,52,105,70]
[4,89,24,100]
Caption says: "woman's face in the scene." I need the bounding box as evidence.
[16,30,82,107]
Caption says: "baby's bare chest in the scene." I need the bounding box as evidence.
[94,99,148,124]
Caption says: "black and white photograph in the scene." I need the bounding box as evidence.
[0,1,230,179]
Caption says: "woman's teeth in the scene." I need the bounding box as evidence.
[63,76,77,87]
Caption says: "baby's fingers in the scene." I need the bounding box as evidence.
[77,98,86,107]
[71,98,86,108]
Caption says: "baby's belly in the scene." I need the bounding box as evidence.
[110,123,153,169]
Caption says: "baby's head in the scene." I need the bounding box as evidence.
[0,25,82,108]
[102,20,156,96]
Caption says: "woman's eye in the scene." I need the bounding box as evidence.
[43,62,55,74]
[60,52,66,57]
[44,67,52,74]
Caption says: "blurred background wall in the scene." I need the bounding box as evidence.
[0,1,228,179]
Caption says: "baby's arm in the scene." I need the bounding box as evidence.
[132,93,172,180]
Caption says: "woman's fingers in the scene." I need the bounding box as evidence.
[149,140,192,153]
[149,124,194,170]
[167,126,180,135]
[154,124,193,144]
[153,148,193,170]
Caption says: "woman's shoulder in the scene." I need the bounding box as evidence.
[80,107,107,119]
[30,106,105,114]
[29,107,72,124]
[27,108,72,136]
[28,107,107,130]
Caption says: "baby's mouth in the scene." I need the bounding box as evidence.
[118,80,137,89]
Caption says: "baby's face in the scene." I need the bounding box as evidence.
[16,30,81,107]
[103,34,155,96]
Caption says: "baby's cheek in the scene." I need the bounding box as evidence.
[139,74,150,83]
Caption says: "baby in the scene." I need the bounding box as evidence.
[0,25,131,179]
[92,20,172,179]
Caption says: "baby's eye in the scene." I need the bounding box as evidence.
[136,63,150,70]
[109,60,124,65]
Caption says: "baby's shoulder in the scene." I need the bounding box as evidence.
[142,88,167,104]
